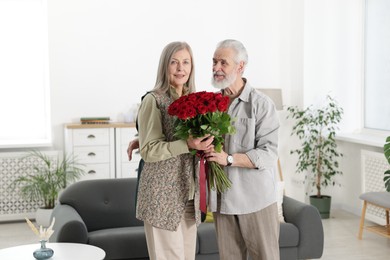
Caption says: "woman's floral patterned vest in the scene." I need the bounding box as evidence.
[136,92,201,231]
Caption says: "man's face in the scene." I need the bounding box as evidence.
[211,47,239,89]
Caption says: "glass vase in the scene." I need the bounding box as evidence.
[33,240,54,260]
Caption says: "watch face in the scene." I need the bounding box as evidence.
[227,155,233,164]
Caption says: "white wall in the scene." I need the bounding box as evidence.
[47,0,288,149]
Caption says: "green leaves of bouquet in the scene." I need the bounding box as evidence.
[174,111,235,153]
[168,91,236,193]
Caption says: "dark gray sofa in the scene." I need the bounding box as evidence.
[50,178,323,260]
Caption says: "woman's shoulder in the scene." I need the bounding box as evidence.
[145,90,169,99]
[142,91,172,110]
[141,92,156,104]
[139,93,159,112]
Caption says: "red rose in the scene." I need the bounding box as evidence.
[185,100,195,108]
[217,96,229,112]
[168,102,179,116]
[187,93,197,102]
[204,92,215,101]
[199,92,210,101]
[208,101,217,113]
[197,103,208,115]
[186,106,197,119]
[178,107,188,120]
[215,93,223,101]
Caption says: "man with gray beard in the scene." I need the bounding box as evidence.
[204,39,280,260]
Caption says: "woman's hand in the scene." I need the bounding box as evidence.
[127,138,140,161]
[187,135,214,152]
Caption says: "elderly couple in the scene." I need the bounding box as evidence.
[127,39,280,260]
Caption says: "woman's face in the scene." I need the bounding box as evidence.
[168,49,192,89]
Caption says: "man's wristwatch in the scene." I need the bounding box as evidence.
[226,154,234,166]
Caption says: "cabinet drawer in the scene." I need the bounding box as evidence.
[120,162,139,178]
[120,128,138,145]
[73,129,110,146]
[73,146,110,163]
[79,163,112,181]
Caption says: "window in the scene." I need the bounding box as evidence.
[364,0,390,132]
[0,0,51,148]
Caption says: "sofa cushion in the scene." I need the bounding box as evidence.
[196,223,218,254]
[59,179,143,232]
[279,222,299,247]
[88,226,148,259]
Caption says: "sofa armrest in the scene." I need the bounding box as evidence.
[282,196,324,259]
[50,204,88,243]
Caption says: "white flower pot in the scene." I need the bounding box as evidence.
[35,208,53,227]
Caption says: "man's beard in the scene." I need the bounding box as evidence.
[211,71,237,89]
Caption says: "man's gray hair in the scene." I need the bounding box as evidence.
[216,39,248,68]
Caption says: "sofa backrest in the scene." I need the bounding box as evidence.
[59,178,144,232]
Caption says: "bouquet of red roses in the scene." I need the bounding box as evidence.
[168,91,236,194]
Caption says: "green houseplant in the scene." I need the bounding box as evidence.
[10,150,84,225]
[384,136,390,192]
[287,95,343,218]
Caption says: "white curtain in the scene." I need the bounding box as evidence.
[0,0,51,148]
[364,0,390,131]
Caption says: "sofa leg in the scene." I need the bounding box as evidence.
[358,201,367,239]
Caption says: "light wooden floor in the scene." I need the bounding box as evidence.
[320,209,390,259]
[0,209,390,259]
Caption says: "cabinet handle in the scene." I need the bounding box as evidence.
[135,150,140,154]
[88,170,96,174]
[134,133,139,137]
[88,152,96,157]
[87,134,96,139]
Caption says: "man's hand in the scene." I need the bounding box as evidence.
[127,138,140,161]
[205,150,229,166]
[205,150,256,168]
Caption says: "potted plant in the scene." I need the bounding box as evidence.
[10,150,85,226]
[384,136,390,192]
[287,95,343,219]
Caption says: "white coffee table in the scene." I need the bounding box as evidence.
[0,242,105,260]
